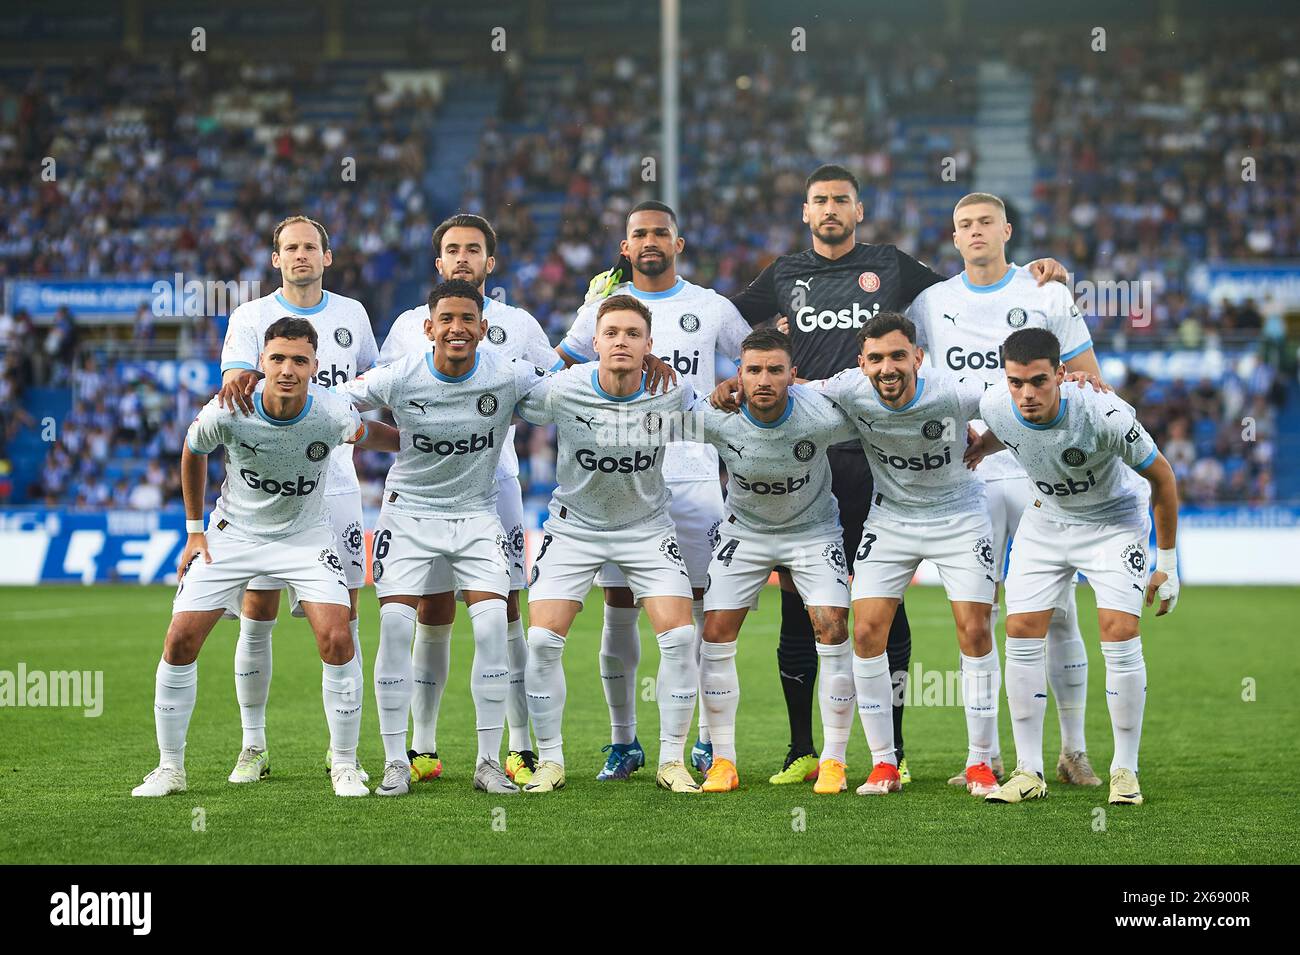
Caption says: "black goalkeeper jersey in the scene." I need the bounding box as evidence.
[730,243,943,381]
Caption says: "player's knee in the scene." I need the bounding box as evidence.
[604,586,636,609]
[162,623,202,665]
[320,625,354,665]
[702,614,735,644]
[958,618,993,655]
[242,588,279,621]
[656,624,695,654]
[417,592,454,626]
[812,615,849,646]
[1099,617,1139,644]
[1005,614,1046,638]
[852,622,887,657]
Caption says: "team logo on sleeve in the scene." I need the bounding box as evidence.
[678,313,700,333]
[858,272,880,293]
[477,393,499,417]
[343,521,363,556]
[334,328,353,348]
[922,420,945,440]
[973,537,995,571]
[1006,308,1028,328]
[1121,544,1147,577]
[306,441,330,462]
[1061,447,1088,467]
[1125,424,1142,443]
[793,440,816,462]
[486,325,507,345]
[643,412,663,435]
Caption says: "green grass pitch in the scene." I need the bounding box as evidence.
[1,584,1296,864]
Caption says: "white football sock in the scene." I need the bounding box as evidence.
[815,641,854,764]
[375,603,417,764]
[1004,637,1047,776]
[698,640,739,762]
[1101,637,1146,774]
[154,659,197,770]
[853,651,896,766]
[961,649,1000,767]
[322,656,363,768]
[526,627,567,766]
[691,599,710,744]
[1047,589,1089,753]
[234,616,274,750]
[505,614,531,752]
[655,625,698,766]
[468,599,510,763]
[599,605,640,745]
[349,615,363,671]
[410,622,451,755]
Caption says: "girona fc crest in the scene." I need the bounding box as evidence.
[858,271,880,293]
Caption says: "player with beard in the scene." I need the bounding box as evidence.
[704,165,1067,785]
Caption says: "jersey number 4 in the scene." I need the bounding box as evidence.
[717,538,739,567]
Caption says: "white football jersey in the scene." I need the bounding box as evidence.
[186,383,363,541]
[516,365,695,531]
[559,277,750,483]
[694,384,856,534]
[335,349,547,519]
[379,297,561,481]
[815,365,987,522]
[978,385,1158,528]
[908,266,1093,480]
[221,288,379,496]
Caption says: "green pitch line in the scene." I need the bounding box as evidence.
[0,585,1295,864]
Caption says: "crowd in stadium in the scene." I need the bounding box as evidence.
[0,25,1295,509]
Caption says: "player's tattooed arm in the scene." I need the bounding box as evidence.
[1026,257,1069,287]
[962,427,1006,470]
[217,368,260,416]
[1138,452,1180,616]
[177,445,212,578]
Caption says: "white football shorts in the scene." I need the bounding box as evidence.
[1005,508,1151,618]
[173,522,349,616]
[371,509,510,599]
[595,479,721,591]
[850,509,997,605]
[704,517,849,612]
[423,475,527,596]
[528,512,693,606]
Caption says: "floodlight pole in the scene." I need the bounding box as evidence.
[661,0,679,210]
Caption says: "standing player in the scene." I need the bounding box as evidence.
[217,216,379,784]
[380,214,563,787]
[908,192,1106,788]
[968,328,1180,806]
[811,314,1001,797]
[716,164,1066,784]
[515,295,701,795]
[690,329,860,794]
[132,318,396,798]
[557,201,751,780]
[335,280,547,797]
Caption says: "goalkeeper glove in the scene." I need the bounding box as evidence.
[584,254,633,304]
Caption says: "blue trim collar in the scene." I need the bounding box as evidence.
[630,277,685,300]
[254,391,313,426]
[591,368,645,402]
[875,377,925,413]
[1011,396,1067,430]
[426,352,480,382]
[275,290,330,315]
[741,394,795,429]
[960,266,1017,294]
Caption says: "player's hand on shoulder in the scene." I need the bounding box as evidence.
[963,429,994,470]
[775,314,790,335]
[177,533,212,579]
[217,370,260,415]
[643,353,678,394]
[1063,370,1112,393]
[1027,257,1069,286]
[709,374,743,413]
[1145,569,1179,616]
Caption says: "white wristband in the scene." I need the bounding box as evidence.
[186,519,206,534]
[1156,548,1177,573]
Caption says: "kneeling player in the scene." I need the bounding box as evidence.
[132,318,395,798]
[691,329,859,794]
[814,313,1000,796]
[516,295,701,794]
[968,327,1179,806]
